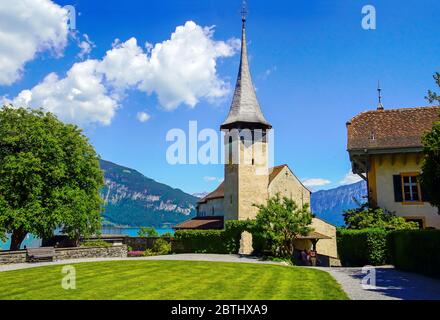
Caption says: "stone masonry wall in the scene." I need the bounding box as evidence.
[0,245,127,264]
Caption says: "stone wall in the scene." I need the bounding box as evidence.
[0,245,127,265]
[0,250,27,264]
[55,245,127,260]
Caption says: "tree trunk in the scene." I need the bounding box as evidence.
[10,227,27,251]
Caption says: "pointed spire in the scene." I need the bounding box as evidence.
[221,3,271,130]
[377,81,384,110]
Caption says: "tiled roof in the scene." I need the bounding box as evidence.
[174,216,224,230]
[269,164,287,184]
[347,106,440,151]
[197,182,224,204]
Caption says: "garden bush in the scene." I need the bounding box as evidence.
[173,220,264,254]
[81,239,112,248]
[388,229,440,278]
[337,228,389,266]
[152,238,171,255]
[174,230,227,253]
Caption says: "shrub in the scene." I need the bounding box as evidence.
[81,239,112,248]
[174,230,226,253]
[388,229,440,278]
[152,238,171,255]
[143,249,155,256]
[173,221,264,254]
[128,250,144,257]
[343,205,419,230]
[161,232,173,238]
[337,228,388,266]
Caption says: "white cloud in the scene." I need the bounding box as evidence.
[4,21,239,126]
[302,178,331,188]
[137,111,150,123]
[340,172,364,185]
[8,60,118,125]
[203,176,223,183]
[76,33,95,59]
[0,0,69,85]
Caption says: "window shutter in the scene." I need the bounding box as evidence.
[393,175,403,202]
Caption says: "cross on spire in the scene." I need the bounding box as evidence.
[377,81,384,110]
[241,0,248,22]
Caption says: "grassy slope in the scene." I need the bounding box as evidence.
[0,261,348,300]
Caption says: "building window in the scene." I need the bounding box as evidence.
[212,207,215,216]
[402,175,421,202]
[393,173,423,204]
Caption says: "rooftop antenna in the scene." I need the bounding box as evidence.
[241,0,248,23]
[377,81,384,110]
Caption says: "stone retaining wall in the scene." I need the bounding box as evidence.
[0,245,127,265]
[125,237,173,251]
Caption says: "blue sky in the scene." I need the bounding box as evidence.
[1,0,439,194]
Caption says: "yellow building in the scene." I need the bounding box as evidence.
[347,105,440,228]
[175,14,339,263]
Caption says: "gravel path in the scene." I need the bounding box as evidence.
[314,266,440,300]
[0,254,285,272]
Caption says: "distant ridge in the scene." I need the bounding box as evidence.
[100,160,197,227]
[311,181,367,226]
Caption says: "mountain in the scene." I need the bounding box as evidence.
[192,192,209,199]
[311,181,367,226]
[100,160,197,227]
[100,159,366,228]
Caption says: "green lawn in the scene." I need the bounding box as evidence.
[0,261,348,300]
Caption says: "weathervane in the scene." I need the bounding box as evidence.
[377,81,384,110]
[241,0,248,22]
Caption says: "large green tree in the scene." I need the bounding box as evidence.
[0,106,104,250]
[254,194,313,258]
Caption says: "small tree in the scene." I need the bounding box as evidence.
[426,72,440,104]
[421,72,440,213]
[254,194,313,258]
[343,204,419,230]
[0,106,104,250]
[420,113,440,214]
[137,226,158,237]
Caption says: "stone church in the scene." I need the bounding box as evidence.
[175,14,338,264]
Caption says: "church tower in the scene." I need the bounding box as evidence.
[221,9,272,221]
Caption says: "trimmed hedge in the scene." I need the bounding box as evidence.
[174,220,263,254]
[337,228,388,266]
[173,230,226,253]
[388,229,440,278]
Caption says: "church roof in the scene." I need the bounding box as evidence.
[347,106,439,152]
[269,164,287,183]
[197,182,224,204]
[220,19,271,130]
[197,164,310,204]
[174,216,224,230]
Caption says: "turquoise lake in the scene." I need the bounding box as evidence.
[0,227,174,251]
